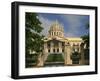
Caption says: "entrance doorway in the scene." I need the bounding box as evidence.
[71,52,80,64]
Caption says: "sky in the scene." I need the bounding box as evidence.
[37,13,89,37]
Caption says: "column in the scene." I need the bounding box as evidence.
[43,42,48,61]
[59,42,62,53]
[44,42,48,51]
[79,43,81,53]
[64,42,72,65]
[50,32,52,36]
[80,44,85,65]
[50,42,53,53]
[78,44,81,65]
[53,32,54,36]
[36,52,44,67]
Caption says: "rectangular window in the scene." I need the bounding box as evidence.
[53,49,55,53]
[62,49,64,52]
[48,49,50,53]
[57,48,59,52]
[62,42,64,46]
[48,43,50,48]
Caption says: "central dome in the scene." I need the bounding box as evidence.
[48,20,64,37]
[49,20,63,32]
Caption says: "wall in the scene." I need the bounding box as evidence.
[0,0,99,81]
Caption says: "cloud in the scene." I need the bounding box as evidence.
[38,14,89,37]
[38,15,54,36]
[61,15,87,37]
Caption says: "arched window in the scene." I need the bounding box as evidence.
[48,49,50,53]
[48,43,50,48]
[62,42,64,46]
[53,49,55,53]
[73,43,75,46]
[62,49,64,52]
[57,48,59,52]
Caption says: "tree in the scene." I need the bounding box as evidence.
[81,23,89,48]
[81,34,89,48]
[25,13,44,67]
[81,22,89,65]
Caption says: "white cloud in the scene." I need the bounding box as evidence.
[38,15,54,36]
[62,15,85,37]
[38,14,88,37]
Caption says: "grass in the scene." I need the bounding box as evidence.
[46,53,64,62]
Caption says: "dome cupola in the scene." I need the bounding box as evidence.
[48,20,64,37]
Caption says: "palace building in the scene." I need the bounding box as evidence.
[36,20,89,67]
